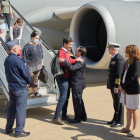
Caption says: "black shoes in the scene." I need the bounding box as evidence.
[107,120,115,125]
[61,116,69,121]
[111,122,123,127]
[81,118,87,121]
[15,132,30,138]
[5,128,14,134]
[69,119,81,123]
[6,129,30,137]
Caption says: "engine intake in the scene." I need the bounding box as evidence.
[70,1,140,69]
[79,9,107,62]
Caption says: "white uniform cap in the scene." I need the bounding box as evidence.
[108,42,121,48]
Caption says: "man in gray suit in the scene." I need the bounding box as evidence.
[58,46,87,123]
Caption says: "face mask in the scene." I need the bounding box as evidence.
[33,39,39,44]
[0,19,5,23]
[17,24,22,28]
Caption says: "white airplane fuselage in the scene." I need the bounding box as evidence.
[10,0,140,70]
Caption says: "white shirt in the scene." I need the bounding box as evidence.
[0,23,9,42]
[10,25,23,41]
[76,56,81,58]
[112,53,118,58]
[62,47,68,52]
[122,65,129,84]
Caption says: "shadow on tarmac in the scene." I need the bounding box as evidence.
[86,81,107,88]
[62,118,140,140]
[0,103,140,139]
[25,108,140,140]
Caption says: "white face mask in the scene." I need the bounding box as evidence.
[0,19,5,23]
[33,39,39,44]
[17,24,22,29]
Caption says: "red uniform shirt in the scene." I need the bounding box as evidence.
[59,48,77,78]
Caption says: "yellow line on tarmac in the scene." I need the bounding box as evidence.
[86,81,107,84]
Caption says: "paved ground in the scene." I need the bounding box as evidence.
[0,82,140,140]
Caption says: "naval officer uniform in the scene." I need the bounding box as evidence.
[4,39,31,137]
[107,42,124,127]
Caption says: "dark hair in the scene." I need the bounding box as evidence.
[78,46,87,57]
[63,36,73,45]
[31,30,39,38]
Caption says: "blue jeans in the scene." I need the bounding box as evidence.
[62,85,70,117]
[5,89,28,135]
[54,77,69,119]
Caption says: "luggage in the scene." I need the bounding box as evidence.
[50,50,67,79]
[38,66,48,84]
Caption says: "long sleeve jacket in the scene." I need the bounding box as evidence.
[107,53,125,89]
[4,52,31,91]
[63,57,86,89]
[121,60,140,95]
[59,47,77,78]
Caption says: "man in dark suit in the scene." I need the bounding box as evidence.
[107,42,124,127]
[58,46,87,123]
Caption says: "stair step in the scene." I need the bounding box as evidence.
[0,94,7,101]
[27,93,58,107]
[0,87,4,95]
[27,101,58,109]
[27,86,53,95]
[38,80,48,87]
[27,93,56,99]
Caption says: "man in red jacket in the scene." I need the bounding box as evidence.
[52,36,83,125]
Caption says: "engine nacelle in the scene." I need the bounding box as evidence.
[70,0,140,69]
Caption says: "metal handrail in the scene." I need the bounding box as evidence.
[10,4,59,94]
[0,78,9,95]
[11,4,57,55]
[0,38,9,51]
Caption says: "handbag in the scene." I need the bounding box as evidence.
[38,66,48,84]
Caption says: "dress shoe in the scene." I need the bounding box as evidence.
[111,122,123,127]
[5,128,14,134]
[81,118,87,121]
[107,120,115,125]
[118,128,130,133]
[69,119,81,123]
[127,131,137,137]
[61,116,69,121]
[15,132,30,138]
[52,118,65,125]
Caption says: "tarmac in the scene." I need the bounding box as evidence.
[0,82,140,140]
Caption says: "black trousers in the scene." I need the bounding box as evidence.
[72,89,87,121]
[4,13,11,29]
[110,89,124,125]
[62,85,70,117]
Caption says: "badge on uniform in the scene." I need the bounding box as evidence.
[111,61,116,65]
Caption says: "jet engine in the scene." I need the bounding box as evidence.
[70,0,140,69]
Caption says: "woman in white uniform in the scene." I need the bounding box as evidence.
[119,45,140,137]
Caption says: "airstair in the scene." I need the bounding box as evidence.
[0,5,59,109]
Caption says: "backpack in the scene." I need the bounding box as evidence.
[51,49,67,79]
[38,66,48,84]
[4,23,7,28]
